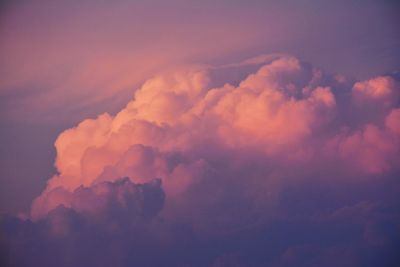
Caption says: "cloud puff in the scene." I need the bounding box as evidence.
[352,76,398,107]
[2,55,400,266]
[2,178,189,267]
[31,177,165,220]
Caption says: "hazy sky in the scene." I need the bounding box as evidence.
[1,1,400,266]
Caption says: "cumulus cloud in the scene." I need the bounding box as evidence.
[37,56,400,196]
[2,55,400,266]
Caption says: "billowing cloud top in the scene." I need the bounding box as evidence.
[2,56,400,266]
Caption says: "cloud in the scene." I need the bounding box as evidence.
[352,76,398,107]
[31,177,165,220]
[36,56,399,196]
[2,55,400,266]
[2,178,187,267]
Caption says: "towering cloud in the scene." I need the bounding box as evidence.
[2,56,400,266]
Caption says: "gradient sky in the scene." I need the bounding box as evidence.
[1,1,400,266]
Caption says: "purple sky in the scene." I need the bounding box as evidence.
[1,1,400,266]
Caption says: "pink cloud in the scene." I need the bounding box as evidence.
[30,56,400,220]
[2,54,399,267]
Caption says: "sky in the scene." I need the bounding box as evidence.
[0,0,400,266]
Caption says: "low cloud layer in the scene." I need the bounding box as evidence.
[2,56,400,266]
